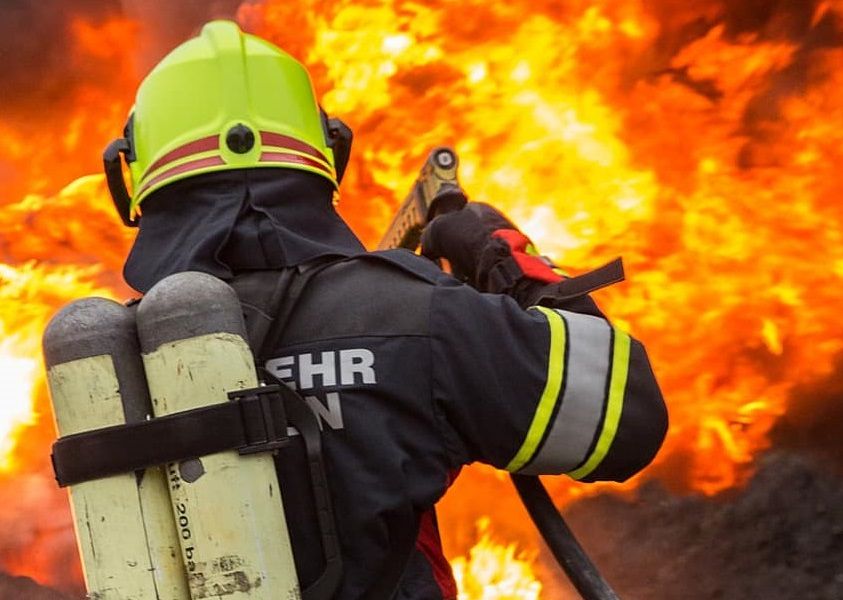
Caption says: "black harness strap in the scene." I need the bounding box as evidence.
[232,269,296,355]
[52,385,291,488]
[255,260,337,358]
[236,264,344,600]
[542,257,625,302]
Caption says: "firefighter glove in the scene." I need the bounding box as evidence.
[421,202,564,294]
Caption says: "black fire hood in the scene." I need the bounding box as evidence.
[123,168,365,293]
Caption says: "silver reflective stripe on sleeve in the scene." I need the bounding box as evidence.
[519,310,613,475]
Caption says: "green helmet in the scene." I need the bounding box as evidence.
[103,20,352,226]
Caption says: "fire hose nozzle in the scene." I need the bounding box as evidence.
[376,146,467,251]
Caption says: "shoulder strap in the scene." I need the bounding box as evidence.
[230,258,342,364]
[231,269,296,356]
[253,259,341,362]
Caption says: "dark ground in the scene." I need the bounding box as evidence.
[0,573,68,600]
[551,451,843,600]
[3,451,843,599]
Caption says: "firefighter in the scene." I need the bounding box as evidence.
[105,20,667,600]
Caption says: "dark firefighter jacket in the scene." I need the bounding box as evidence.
[124,169,667,600]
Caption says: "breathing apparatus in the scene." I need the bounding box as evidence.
[103,20,353,227]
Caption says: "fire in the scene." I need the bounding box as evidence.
[0,259,117,472]
[451,519,542,600]
[0,0,842,595]
[0,345,37,472]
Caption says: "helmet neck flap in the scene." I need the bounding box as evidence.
[123,168,365,293]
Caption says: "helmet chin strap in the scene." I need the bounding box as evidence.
[103,137,137,228]
[320,108,353,184]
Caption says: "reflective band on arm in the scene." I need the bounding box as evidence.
[567,329,631,480]
[505,306,567,472]
[518,311,612,475]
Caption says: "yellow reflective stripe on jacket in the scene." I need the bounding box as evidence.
[567,329,631,480]
[518,310,612,475]
[505,306,635,477]
[505,306,567,472]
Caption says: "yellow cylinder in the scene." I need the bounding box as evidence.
[43,298,190,600]
[136,271,300,600]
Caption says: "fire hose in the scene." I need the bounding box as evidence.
[380,147,621,600]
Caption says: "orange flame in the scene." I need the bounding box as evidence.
[0,0,842,594]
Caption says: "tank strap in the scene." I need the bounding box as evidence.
[51,384,295,488]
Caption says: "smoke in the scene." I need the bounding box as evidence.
[0,0,255,202]
[0,471,81,596]
[120,0,247,71]
[0,573,70,600]
[639,0,843,167]
[0,1,254,120]
[771,355,843,471]
[0,1,123,118]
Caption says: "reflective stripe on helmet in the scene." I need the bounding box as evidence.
[136,155,226,202]
[260,132,331,166]
[506,307,632,478]
[132,130,337,210]
[144,135,220,176]
[259,152,335,178]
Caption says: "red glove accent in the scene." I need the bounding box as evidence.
[491,229,564,284]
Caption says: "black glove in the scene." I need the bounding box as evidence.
[420,203,515,285]
[421,202,607,317]
[421,202,564,290]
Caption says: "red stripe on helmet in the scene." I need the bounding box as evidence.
[136,155,226,198]
[259,151,335,179]
[260,131,330,165]
[144,135,220,178]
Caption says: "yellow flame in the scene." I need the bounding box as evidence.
[452,518,542,600]
[0,343,38,472]
[0,227,119,469]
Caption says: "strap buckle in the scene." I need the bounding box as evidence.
[228,385,289,455]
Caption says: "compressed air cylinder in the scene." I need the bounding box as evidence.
[43,298,190,600]
[136,272,299,600]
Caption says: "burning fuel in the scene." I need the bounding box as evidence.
[0,0,842,596]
